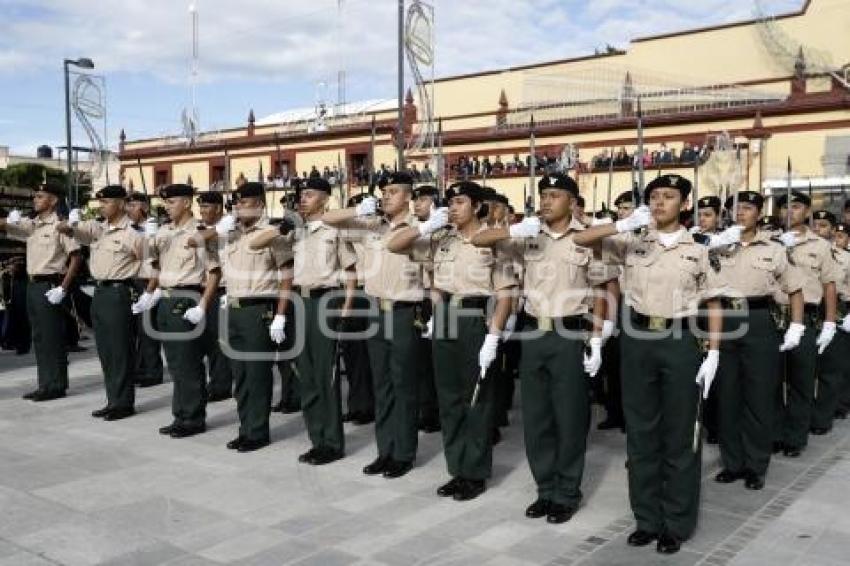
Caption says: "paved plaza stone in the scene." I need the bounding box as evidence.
[0,347,849,565]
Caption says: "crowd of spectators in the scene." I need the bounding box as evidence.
[590,142,708,171]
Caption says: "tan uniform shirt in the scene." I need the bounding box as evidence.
[291,221,358,289]
[149,217,220,288]
[4,212,80,276]
[780,229,842,305]
[71,216,142,280]
[133,219,156,280]
[497,218,594,318]
[339,214,425,302]
[601,228,719,318]
[223,216,293,298]
[708,231,804,299]
[832,245,850,303]
[412,226,516,296]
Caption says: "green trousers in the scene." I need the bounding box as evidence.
[92,285,135,410]
[131,279,163,384]
[716,308,779,475]
[204,289,233,397]
[432,302,494,481]
[26,280,69,394]
[621,324,702,539]
[812,331,849,430]
[226,302,275,442]
[156,296,207,428]
[417,334,439,423]
[297,295,344,453]
[519,329,588,507]
[367,305,422,463]
[777,324,817,449]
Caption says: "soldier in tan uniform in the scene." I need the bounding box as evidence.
[219,182,293,452]
[0,180,82,401]
[573,175,723,555]
[831,223,850,417]
[323,171,426,478]
[472,174,604,523]
[126,192,164,387]
[707,191,805,490]
[58,185,143,419]
[135,183,221,438]
[774,191,841,457]
[388,180,516,502]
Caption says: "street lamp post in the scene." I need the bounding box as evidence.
[63,57,94,205]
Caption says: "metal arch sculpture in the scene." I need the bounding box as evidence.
[71,74,107,182]
[404,0,435,153]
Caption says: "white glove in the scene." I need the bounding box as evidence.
[478,333,500,377]
[600,319,615,344]
[688,225,701,235]
[708,225,742,249]
[583,337,603,377]
[841,314,850,334]
[219,294,228,309]
[44,286,66,305]
[816,322,837,354]
[215,214,236,236]
[355,196,378,217]
[418,206,449,237]
[615,205,650,233]
[131,290,160,314]
[144,218,158,237]
[182,305,205,325]
[591,216,613,227]
[422,316,433,339]
[7,209,21,225]
[779,322,805,351]
[269,314,286,344]
[696,350,720,399]
[68,209,81,225]
[509,216,541,238]
[779,231,799,248]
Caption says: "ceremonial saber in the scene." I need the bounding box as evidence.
[636,97,645,196]
[606,146,614,208]
[808,180,814,229]
[470,368,485,407]
[529,115,536,213]
[693,152,700,226]
[693,381,704,453]
[369,115,376,193]
[731,146,742,227]
[593,177,598,215]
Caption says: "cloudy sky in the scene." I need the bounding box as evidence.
[0,0,802,156]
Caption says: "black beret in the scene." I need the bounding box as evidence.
[446,181,485,203]
[304,178,332,194]
[159,184,194,199]
[36,179,66,198]
[724,191,764,210]
[378,171,414,189]
[835,223,849,234]
[813,210,836,225]
[575,196,586,208]
[126,192,150,204]
[95,185,127,199]
[412,185,439,199]
[538,174,579,197]
[697,196,721,212]
[234,182,266,200]
[775,190,811,209]
[614,191,633,206]
[644,174,691,201]
[196,192,224,205]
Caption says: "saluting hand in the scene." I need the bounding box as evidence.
[7,209,21,225]
[355,196,378,217]
[615,205,651,233]
[418,204,449,236]
[68,208,81,225]
[508,216,540,238]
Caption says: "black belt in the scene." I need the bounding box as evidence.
[376,298,419,311]
[161,285,203,298]
[29,274,63,284]
[298,286,338,299]
[440,293,489,311]
[95,279,133,288]
[629,308,686,331]
[229,297,276,309]
[524,314,588,332]
[720,296,772,310]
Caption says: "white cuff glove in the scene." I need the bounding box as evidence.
[509,217,541,238]
[779,231,799,248]
[696,350,720,399]
[816,321,837,354]
[355,196,378,217]
[615,205,650,233]
[68,208,81,225]
[779,322,805,351]
[688,225,701,235]
[600,319,615,344]
[478,333,500,377]
[44,286,66,305]
[270,314,286,344]
[591,216,613,227]
[131,290,160,314]
[182,305,205,325]
[708,225,742,249]
[583,337,603,377]
[418,206,449,237]
[7,209,21,224]
[215,214,236,236]
[841,314,850,334]
[144,218,159,237]
[422,316,433,339]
